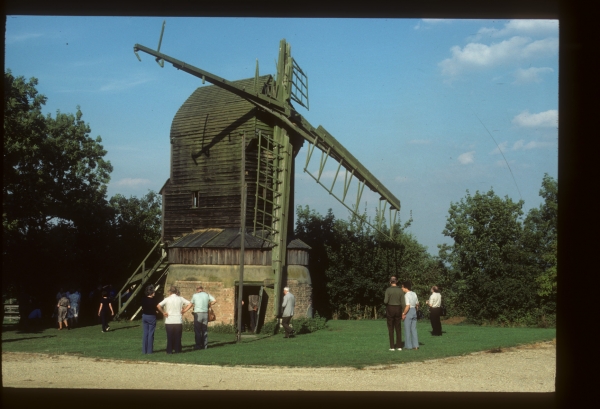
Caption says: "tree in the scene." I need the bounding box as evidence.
[523,174,557,322]
[294,206,338,317]
[438,189,538,324]
[3,70,113,295]
[295,205,442,319]
[108,191,162,281]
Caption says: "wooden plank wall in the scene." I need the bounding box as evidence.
[163,76,275,242]
[168,248,309,266]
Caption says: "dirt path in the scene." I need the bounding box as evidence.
[2,341,555,391]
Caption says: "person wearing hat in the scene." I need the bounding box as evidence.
[384,276,405,351]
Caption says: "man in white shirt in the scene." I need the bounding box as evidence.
[182,285,216,350]
[157,286,191,354]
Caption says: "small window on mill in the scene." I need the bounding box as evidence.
[192,191,200,208]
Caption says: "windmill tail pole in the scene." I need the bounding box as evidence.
[237,132,247,342]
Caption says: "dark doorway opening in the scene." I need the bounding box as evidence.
[234,284,268,333]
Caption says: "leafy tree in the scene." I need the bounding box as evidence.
[523,174,557,322]
[3,70,112,237]
[294,206,337,317]
[438,189,538,324]
[295,205,442,319]
[108,191,162,281]
[3,70,113,296]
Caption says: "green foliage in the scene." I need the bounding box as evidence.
[210,323,237,334]
[295,205,443,320]
[523,174,557,311]
[108,191,162,278]
[183,319,236,334]
[259,318,278,335]
[291,313,328,334]
[2,70,164,301]
[438,187,555,325]
[3,70,114,294]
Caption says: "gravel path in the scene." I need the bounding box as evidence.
[2,341,555,392]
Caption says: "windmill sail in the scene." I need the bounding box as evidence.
[134,41,400,238]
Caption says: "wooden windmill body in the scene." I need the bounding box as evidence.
[115,28,400,330]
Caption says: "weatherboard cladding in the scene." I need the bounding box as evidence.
[163,76,275,242]
[167,228,310,266]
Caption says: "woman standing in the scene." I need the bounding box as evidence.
[401,281,420,350]
[426,286,443,336]
[157,286,191,354]
[56,293,71,330]
[98,290,114,332]
[142,285,158,354]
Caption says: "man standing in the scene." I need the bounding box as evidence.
[183,285,216,350]
[248,294,259,333]
[157,286,191,354]
[384,276,405,351]
[281,287,295,338]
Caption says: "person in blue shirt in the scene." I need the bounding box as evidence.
[183,285,216,350]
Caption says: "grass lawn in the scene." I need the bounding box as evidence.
[1,319,555,368]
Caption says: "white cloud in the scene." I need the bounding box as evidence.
[512,110,558,128]
[440,36,557,78]
[512,67,554,84]
[115,178,151,187]
[490,141,508,155]
[476,19,558,39]
[5,32,43,44]
[458,151,475,164]
[99,77,153,92]
[415,19,452,30]
[512,139,556,150]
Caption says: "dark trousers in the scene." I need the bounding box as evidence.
[100,310,109,331]
[142,314,156,354]
[430,307,443,335]
[249,310,257,333]
[165,323,183,354]
[281,316,293,337]
[386,305,403,349]
[193,312,208,349]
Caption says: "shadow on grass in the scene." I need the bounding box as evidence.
[2,335,57,343]
[107,325,140,332]
[151,335,275,354]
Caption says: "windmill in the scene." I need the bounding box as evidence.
[116,22,400,329]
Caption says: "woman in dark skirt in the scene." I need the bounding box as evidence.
[141,285,158,354]
[426,286,443,336]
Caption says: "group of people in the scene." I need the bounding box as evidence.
[140,284,216,354]
[384,277,443,351]
[55,289,82,330]
[139,284,296,354]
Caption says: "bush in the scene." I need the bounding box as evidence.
[182,318,236,333]
[259,318,278,335]
[291,313,328,334]
[210,322,236,334]
[258,314,328,335]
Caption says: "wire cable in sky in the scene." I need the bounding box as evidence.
[472,109,523,202]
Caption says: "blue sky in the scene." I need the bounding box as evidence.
[5,17,558,254]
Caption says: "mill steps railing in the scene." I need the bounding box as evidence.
[114,239,170,320]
